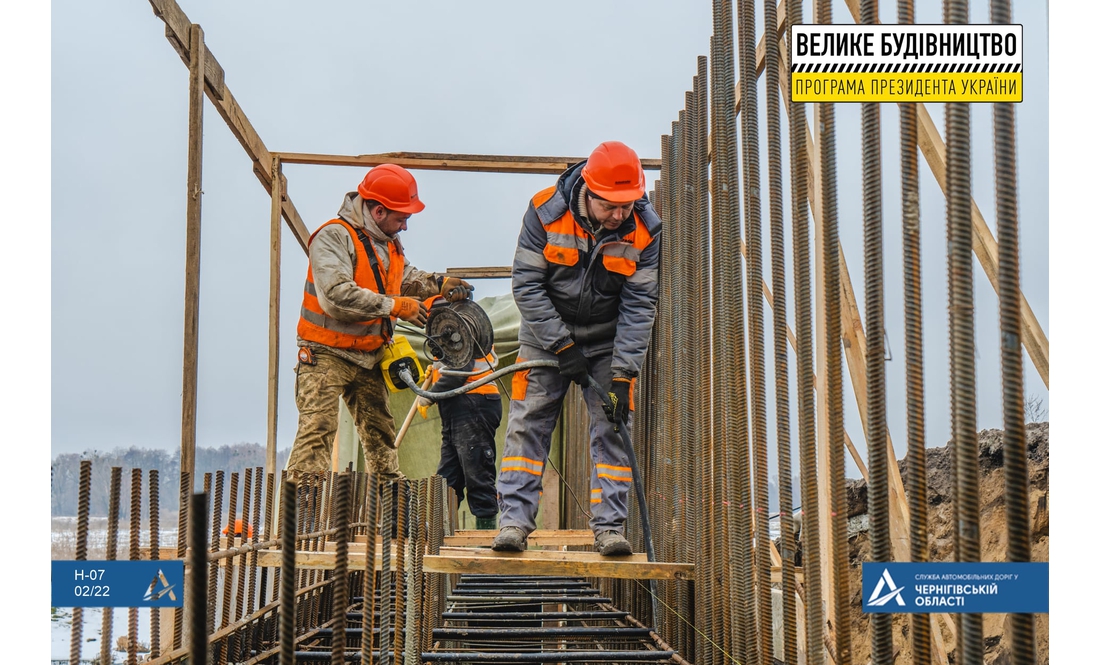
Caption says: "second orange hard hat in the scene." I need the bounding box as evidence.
[357,164,426,214]
[581,141,646,203]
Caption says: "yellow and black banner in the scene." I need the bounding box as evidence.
[791,25,1023,103]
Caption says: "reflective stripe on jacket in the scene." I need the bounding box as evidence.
[297,218,405,351]
[512,161,661,377]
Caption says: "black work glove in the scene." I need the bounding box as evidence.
[605,377,632,425]
[554,342,589,385]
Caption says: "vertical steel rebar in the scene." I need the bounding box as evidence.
[788,0,822,659]
[861,2,892,664]
[149,468,162,659]
[815,0,852,661]
[764,0,797,659]
[897,2,932,664]
[189,492,210,665]
[738,0,770,658]
[944,1,983,664]
[332,472,351,665]
[221,470,240,654]
[175,470,191,650]
[362,473,380,665]
[100,467,122,665]
[209,470,224,636]
[280,478,298,665]
[128,468,142,665]
[245,467,265,662]
[683,80,701,665]
[991,3,1036,664]
[380,481,394,665]
[69,460,92,665]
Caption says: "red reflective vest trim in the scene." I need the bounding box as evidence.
[531,186,655,276]
[297,218,405,352]
[429,351,499,396]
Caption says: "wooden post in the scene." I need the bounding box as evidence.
[179,24,204,482]
[266,155,282,477]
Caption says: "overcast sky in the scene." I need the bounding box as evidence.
[46,0,1051,484]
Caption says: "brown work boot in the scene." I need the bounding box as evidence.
[491,526,528,552]
[595,530,633,556]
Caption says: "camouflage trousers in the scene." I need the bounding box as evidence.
[287,349,403,479]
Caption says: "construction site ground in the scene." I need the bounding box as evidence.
[839,422,1050,665]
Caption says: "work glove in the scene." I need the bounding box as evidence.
[415,395,433,419]
[440,276,474,303]
[604,377,633,426]
[554,342,589,386]
[391,297,428,327]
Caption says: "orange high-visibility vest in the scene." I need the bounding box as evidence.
[429,351,500,396]
[532,186,656,277]
[297,218,405,352]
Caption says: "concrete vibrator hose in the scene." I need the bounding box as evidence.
[394,299,660,621]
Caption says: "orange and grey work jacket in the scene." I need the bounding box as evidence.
[511,161,661,379]
[428,349,500,397]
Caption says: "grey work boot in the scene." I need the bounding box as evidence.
[491,526,528,552]
[475,515,498,530]
[595,530,633,556]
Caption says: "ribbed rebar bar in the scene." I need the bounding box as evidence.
[98,467,122,665]
[405,479,423,665]
[943,2,983,664]
[379,481,394,665]
[149,468,162,659]
[688,60,710,665]
[656,132,673,642]
[128,468,142,665]
[738,0,769,659]
[815,0,851,661]
[221,471,240,653]
[189,491,210,665]
[245,467,264,662]
[860,2,892,664]
[684,78,701,665]
[209,470,225,636]
[991,3,1036,664]
[69,460,92,665]
[331,473,351,665]
[280,478,298,665]
[715,0,752,655]
[764,0,797,660]
[896,2,932,664]
[175,470,190,650]
[415,479,429,658]
[669,112,687,655]
[362,473,380,665]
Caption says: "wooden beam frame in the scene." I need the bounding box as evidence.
[273,151,661,175]
[148,0,311,251]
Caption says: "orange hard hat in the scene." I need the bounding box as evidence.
[357,164,426,214]
[222,518,254,538]
[581,141,646,203]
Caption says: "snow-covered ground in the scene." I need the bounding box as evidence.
[51,607,154,663]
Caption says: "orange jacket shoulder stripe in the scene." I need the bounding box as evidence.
[297,218,405,352]
[531,186,656,276]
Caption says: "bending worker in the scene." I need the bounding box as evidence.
[493,141,661,556]
[417,317,502,530]
[286,164,473,480]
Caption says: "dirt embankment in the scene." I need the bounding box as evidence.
[844,422,1049,665]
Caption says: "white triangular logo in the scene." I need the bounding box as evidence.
[143,569,177,602]
[868,568,906,606]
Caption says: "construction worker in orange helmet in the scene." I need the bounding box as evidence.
[493,141,661,556]
[286,164,475,481]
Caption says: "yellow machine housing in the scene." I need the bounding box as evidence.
[380,335,423,393]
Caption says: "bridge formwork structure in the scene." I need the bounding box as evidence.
[62,0,1048,663]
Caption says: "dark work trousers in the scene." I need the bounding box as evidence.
[436,393,502,518]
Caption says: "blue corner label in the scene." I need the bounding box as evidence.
[862,562,1048,614]
[52,560,184,608]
